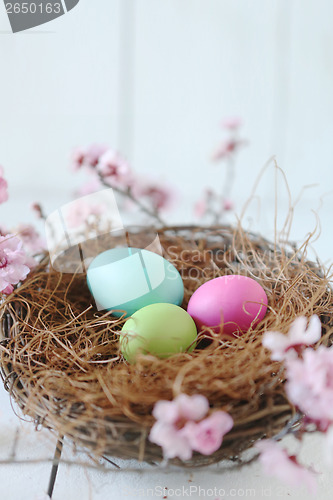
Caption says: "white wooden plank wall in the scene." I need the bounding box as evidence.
[0,0,121,195]
[0,0,332,246]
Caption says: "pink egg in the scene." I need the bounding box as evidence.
[187,275,268,336]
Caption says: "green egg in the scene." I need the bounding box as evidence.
[120,303,197,363]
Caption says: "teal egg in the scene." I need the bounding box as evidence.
[87,247,184,316]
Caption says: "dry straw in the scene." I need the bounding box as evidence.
[1,223,333,467]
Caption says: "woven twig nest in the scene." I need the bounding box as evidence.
[1,224,333,467]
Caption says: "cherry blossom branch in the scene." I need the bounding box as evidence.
[71,145,171,227]
[194,117,247,223]
[96,172,166,226]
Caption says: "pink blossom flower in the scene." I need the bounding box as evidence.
[262,316,321,361]
[0,166,8,204]
[182,411,233,455]
[212,138,247,162]
[149,394,233,460]
[98,149,132,188]
[0,224,9,236]
[255,439,317,494]
[141,185,173,211]
[194,198,207,218]
[76,175,102,196]
[0,234,32,294]
[285,345,333,425]
[152,394,209,424]
[150,394,209,460]
[149,420,193,460]
[66,200,106,228]
[222,198,234,211]
[221,117,242,130]
[31,202,44,219]
[70,144,109,171]
[132,180,174,211]
[84,144,109,167]
[71,147,86,171]
[15,224,46,253]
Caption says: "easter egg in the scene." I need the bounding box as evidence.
[187,275,268,336]
[87,247,184,316]
[120,303,197,362]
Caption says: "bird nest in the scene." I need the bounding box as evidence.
[1,224,333,468]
